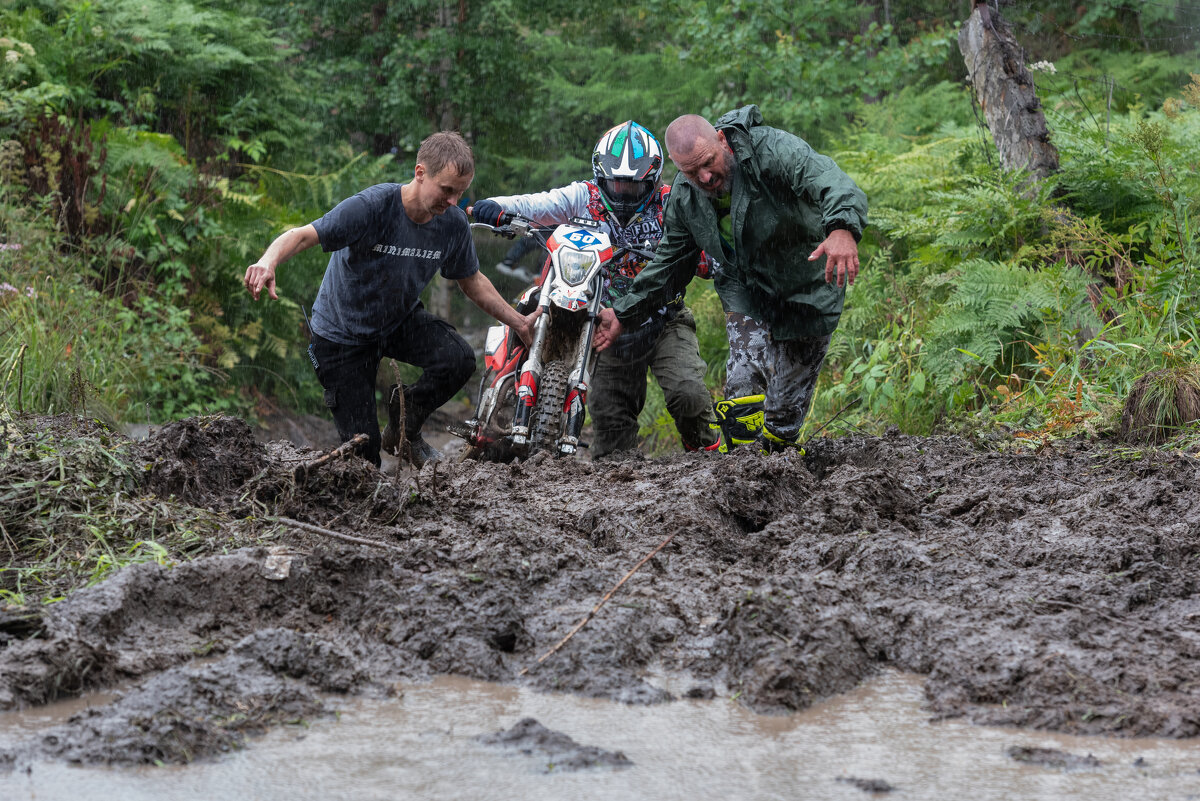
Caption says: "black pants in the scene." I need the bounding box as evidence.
[309,305,475,466]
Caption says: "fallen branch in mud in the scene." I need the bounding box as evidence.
[1023,596,1126,626]
[387,363,410,476]
[293,433,368,480]
[801,397,861,449]
[520,531,677,676]
[275,516,405,553]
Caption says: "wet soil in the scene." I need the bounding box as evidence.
[1006,746,1102,770]
[2,415,1200,766]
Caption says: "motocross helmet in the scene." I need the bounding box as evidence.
[592,121,663,224]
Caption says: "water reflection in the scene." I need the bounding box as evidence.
[3,671,1199,800]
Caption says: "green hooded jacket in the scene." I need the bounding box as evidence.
[612,105,868,340]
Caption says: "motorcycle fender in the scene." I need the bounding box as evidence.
[485,327,527,373]
[548,284,592,312]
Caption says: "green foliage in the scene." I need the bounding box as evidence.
[2,0,306,159]
[851,81,977,146]
[646,0,961,146]
[813,57,1200,440]
[1122,365,1200,445]
[0,203,231,422]
[921,259,1096,392]
[0,0,359,420]
[2,0,1200,448]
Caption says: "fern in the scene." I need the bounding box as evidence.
[922,260,1096,391]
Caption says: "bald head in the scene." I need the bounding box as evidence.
[664,114,736,198]
[665,115,719,160]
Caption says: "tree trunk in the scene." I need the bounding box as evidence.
[958,4,1059,187]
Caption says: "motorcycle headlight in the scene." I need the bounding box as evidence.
[556,248,599,286]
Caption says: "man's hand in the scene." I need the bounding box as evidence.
[810,228,860,288]
[593,308,624,351]
[243,226,319,301]
[244,262,278,301]
[514,307,542,347]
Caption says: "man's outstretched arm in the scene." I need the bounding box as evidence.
[457,270,541,345]
[244,225,320,300]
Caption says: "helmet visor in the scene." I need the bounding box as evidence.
[600,179,654,204]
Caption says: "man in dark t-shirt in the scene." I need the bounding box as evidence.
[244,131,538,467]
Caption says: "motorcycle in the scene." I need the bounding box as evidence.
[450,212,653,461]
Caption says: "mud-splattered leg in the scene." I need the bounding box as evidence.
[649,308,717,450]
[308,334,384,466]
[589,349,648,458]
[381,305,476,439]
[724,312,830,443]
[762,334,830,441]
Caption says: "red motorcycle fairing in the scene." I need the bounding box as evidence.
[484,326,526,377]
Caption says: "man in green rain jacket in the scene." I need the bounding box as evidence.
[593,105,868,453]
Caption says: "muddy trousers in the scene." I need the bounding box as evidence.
[724,312,831,442]
[309,306,475,466]
[589,308,718,458]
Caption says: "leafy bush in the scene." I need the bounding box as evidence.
[813,62,1200,441]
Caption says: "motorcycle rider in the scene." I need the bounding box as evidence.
[470,121,718,457]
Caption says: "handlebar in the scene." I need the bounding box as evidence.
[469,212,548,244]
[616,244,657,263]
[470,212,656,262]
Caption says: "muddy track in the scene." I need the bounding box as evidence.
[2,416,1199,765]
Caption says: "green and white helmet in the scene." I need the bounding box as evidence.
[591,120,663,222]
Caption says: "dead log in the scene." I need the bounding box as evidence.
[958,3,1059,187]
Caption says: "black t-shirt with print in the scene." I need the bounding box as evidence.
[310,182,478,345]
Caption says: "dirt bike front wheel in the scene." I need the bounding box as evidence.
[528,360,570,456]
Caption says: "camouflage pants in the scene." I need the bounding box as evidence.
[589,307,718,457]
[724,312,831,441]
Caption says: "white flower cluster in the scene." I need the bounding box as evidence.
[0,37,35,65]
[0,282,36,298]
[1027,61,1057,74]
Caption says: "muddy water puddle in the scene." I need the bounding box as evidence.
[4,671,1200,800]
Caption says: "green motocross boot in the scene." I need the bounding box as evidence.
[710,394,766,453]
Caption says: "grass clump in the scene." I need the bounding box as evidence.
[1119,366,1200,445]
[0,414,219,605]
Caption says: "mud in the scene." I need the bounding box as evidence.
[1006,746,1102,770]
[476,717,632,772]
[3,416,1200,767]
[836,776,896,793]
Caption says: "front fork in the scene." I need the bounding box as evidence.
[559,294,603,455]
[511,300,552,446]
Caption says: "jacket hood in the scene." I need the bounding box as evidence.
[714,105,763,153]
